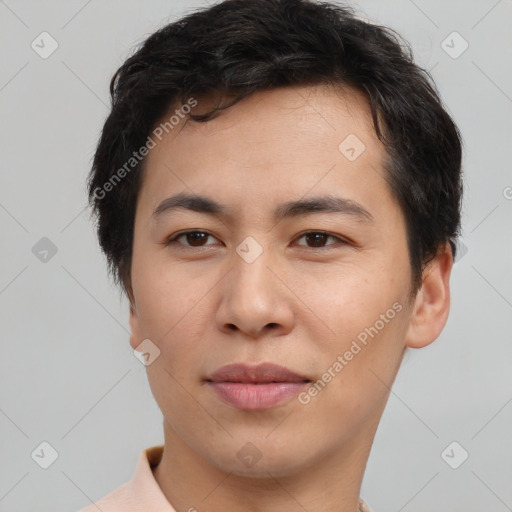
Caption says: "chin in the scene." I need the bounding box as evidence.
[200,437,317,479]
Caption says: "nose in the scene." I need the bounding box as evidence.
[214,244,295,339]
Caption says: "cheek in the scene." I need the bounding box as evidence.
[132,260,220,402]
[294,261,411,407]
[138,267,208,415]
[292,260,404,340]
[133,251,214,340]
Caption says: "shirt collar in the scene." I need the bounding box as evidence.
[125,444,176,511]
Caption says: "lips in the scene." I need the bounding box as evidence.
[207,362,311,383]
[206,363,311,410]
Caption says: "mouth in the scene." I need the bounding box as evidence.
[205,363,311,410]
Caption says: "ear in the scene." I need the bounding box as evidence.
[405,242,454,349]
[124,276,143,351]
[129,301,144,351]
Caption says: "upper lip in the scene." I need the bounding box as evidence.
[207,363,310,383]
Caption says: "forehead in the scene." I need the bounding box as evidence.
[138,84,396,226]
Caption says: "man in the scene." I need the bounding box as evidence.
[82,0,462,510]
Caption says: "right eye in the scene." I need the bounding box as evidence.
[166,230,221,248]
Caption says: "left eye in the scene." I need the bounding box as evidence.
[167,230,345,249]
[295,231,345,248]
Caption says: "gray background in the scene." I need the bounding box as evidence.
[1,0,511,510]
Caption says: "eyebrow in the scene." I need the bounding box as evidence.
[152,193,374,224]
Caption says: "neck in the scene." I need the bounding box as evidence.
[153,420,376,512]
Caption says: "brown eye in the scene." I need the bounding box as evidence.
[167,230,218,247]
[305,232,328,247]
[296,231,345,248]
[185,231,209,246]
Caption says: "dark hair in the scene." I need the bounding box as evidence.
[88,0,463,301]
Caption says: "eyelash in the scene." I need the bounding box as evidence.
[165,230,350,250]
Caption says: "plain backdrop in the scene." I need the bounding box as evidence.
[1,1,511,511]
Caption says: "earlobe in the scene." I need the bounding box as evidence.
[404,242,453,349]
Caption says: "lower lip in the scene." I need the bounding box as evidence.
[208,382,308,410]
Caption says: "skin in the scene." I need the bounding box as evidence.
[127,84,453,512]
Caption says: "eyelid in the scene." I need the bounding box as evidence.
[166,230,221,247]
[293,230,350,247]
[166,229,351,249]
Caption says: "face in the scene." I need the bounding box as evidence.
[128,84,448,477]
